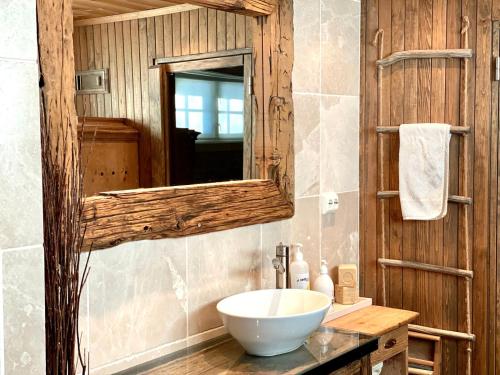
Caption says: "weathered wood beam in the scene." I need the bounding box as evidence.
[82,180,293,250]
[164,0,276,16]
[378,258,474,278]
[376,48,473,68]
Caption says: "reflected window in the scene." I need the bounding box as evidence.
[174,71,244,140]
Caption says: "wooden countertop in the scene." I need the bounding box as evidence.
[324,305,419,336]
[120,329,378,375]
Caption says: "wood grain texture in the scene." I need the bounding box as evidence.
[73,0,189,21]
[37,0,79,166]
[376,49,473,67]
[162,0,276,16]
[257,0,294,202]
[74,4,201,26]
[360,0,497,373]
[82,180,292,250]
[493,21,500,375]
[378,258,473,278]
[325,305,419,336]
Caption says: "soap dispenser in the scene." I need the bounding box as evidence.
[313,260,334,302]
[290,244,310,289]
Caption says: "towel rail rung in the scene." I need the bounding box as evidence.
[378,258,474,278]
[376,48,473,68]
[377,125,470,135]
[409,324,475,342]
[377,190,472,205]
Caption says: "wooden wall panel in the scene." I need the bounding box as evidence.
[493,22,500,375]
[360,0,498,373]
[74,8,253,187]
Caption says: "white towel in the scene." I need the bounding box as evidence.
[399,123,451,220]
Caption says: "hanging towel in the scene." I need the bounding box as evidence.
[399,123,451,220]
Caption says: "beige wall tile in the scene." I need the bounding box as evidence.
[320,0,361,96]
[187,225,261,336]
[321,191,359,282]
[0,0,38,61]
[261,220,291,289]
[0,60,42,250]
[293,0,321,93]
[320,95,359,194]
[290,197,321,283]
[87,239,187,368]
[294,94,321,198]
[2,245,45,375]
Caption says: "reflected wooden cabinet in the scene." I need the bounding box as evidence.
[78,117,140,196]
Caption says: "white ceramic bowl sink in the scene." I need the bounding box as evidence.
[216,289,331,356]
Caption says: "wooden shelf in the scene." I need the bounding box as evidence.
[376,48,473,68]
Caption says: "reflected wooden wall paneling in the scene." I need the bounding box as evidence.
[360,0,497,373]
[74,9,253,187]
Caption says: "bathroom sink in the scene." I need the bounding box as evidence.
[216,289,331,356]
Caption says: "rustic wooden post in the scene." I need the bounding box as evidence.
[37,0,88,373]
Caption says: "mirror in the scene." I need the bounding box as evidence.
[74,11,253,197]
[58,1,294,249]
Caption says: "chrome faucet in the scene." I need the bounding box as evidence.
[272,242,290,289]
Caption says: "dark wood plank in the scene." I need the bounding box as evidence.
[85,25,97,116]
[139,18,152,187]
[472,0,492,372]
[198,8,208,53]
[226,12,236,50]
[172,12,181,56]
[181,11,190,55]
[73,27,84,116]
[93,24,104,117]
[122,21,135,121]
[442,0,462,373]
[100,24,112,117]
[107,23,120,118]
[207,8,217,52]
[163,14,173,57]
[114,22,127,118]
[216,10,226,51]
[388,0,404,310]
[154,16,165,58]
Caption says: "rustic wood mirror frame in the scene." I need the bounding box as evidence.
[37,0,294,250]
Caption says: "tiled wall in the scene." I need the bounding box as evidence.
[80,0,361,373]
[0,0,45,374]
[0,0,359,373]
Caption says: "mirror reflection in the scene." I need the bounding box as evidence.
[170,66,246,186]
[75,12,253,197]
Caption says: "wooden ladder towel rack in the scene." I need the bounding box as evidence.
[372,16,474,375]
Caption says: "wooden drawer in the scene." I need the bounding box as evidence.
[371,325,408,364]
